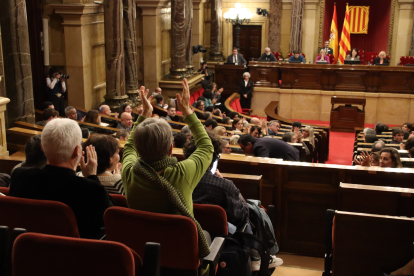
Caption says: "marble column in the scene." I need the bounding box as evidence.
[104,0,128,109]
[185,0,195,76]
[0,0,35,125]
[268,0,282,54]
[209,0,224,61]
[410,5,414,56]
[0,28,5,98]
[170,0,187,79]
[289,0,304,53]
[123,0,140,107]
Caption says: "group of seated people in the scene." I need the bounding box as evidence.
[353,122,414,168]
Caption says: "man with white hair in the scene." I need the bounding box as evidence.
[122,80,214,257]
[10,118,114,239]
[258,47,277,61]
[99,104,118,118]
[65,106,78,120]
[116,112,133,131]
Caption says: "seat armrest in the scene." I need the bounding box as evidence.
[203,237,225,276]
[142,242,161,276]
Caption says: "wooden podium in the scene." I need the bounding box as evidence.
[330,97,366,132]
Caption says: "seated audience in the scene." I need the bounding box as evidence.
[282,132,297,143]
[292,121,302,131]
[374,51,389,65]
[354,151,380,167]
[315,49,330,63]
[181,125,193,140]
[345,48,360,60]
[65,106,78,120]
[154,95,164,108]
[204,118,218,130]
[362,128,376,139]
[249,125,262,138]
[84,110,101,126]
[12,135,47,172]
[99,104,118,118]
[116,112,133,131]
[42,101,55,110]
[36,108,59,126]
[365,134,378,143]
[203,89,216,108]
[402,122,413,133]
[288,50,305,63]
[222,140,232,154]
[213,109,222,118]
[227,47,247,65]
[173,133,187,148]
[81,128,90,139]
[250,117,260,125]
[212,83,223,103]
[10,118,114,239]
[79,134,124,195]
[383,124,389,132]
[205,106,214,113]
[402,137,414,151]
[222,117,232,125]
[121,81,213,257]
[232,118,244,133]
[151,87,162,98]
[372,140,386,152]
[391,128,404,144]
[404,131,410,140]
[268,120,281,136]
[195,100,205,112]
[302,126,315,150]
[371,152,380,166]
[115,129,130,141]
[183,131,249,228]
[192,96,205,108]
[198,62,212,81]
[238,134,299,161]
[165,106,179,121]
[258,47,277,61]
[204,111,213,120]
[356,147,402,168]
[214,126,227,137]
[136,104,143,116]
[229,135,240,145]
[375,122,385,134]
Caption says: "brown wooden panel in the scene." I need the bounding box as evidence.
[378,72,414,94]
[214,65,246,96]
[334,70,367,91]
[233,25,262,62]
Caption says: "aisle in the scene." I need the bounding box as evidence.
[325,131,355,166]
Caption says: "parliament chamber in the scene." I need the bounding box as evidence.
[1,0,414,275]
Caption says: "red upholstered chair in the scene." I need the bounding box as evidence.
[111,194,129,208]
[288,52,306,60]
[272,52,282,61]
[0,196,79,238]
[229,101,238,112]
[190,94,196,106]
[104,207,224,276]
[12,233,149,276]
[0,187,9,196]
[327,54,335,64]
[193,204,228,237]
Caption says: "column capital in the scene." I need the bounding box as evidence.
[50,3,103,15]
[193,0,207,9]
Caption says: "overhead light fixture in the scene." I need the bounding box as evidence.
[256,8,268,17]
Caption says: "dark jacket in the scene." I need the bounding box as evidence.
[253,138,299,161]
[10,165,114,239]
[320,47,334,55]
[258,53,277,62]
[239,80,254,98]
[374,57,389,65]
[227,54,247,65]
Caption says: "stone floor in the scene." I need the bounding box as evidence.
[272,253,324,276]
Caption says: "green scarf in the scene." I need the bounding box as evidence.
[133,157,211,257]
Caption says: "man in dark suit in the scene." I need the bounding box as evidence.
[321,40,333,55]
[238,134,299,161]
[226,48,247,65]
[239,72,254,109]
[10,118,114,239]
[258,47,277,61]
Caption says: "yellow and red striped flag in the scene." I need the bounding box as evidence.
[339,4,351,64]
[329,4,338,64]
[349,6,369,34]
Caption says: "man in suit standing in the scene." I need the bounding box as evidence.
[258,47,277,62]
[321,40,333,55]
[239,72,254,109]
[226,47,247,65]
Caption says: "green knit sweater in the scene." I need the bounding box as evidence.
[122,113,213,215]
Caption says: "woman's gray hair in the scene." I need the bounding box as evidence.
[304,126,315,148]
[229,135,240,145]
[134,118,173,162]
[243,72,250,78]
[41,118,82,164]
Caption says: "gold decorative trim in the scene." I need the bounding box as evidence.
[387,0,396,58]
[318,0,325,50]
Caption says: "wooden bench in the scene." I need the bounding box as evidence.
[338,183,414,217]
[221,173,262,202]
[331,211,414,276]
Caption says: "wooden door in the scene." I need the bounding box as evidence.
[233,25,262,63]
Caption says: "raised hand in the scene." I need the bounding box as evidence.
[114,112,119,119]
[138,86,153,118]
[176,78,193,116]
[80,145,98,177]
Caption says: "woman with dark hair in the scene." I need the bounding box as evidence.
[84,110,101,125]
[119,103,137,121]
[356,147,402,168]
[232,118,244,133]
[202,89,216,108]
[79,134,124,195]
[345,48,360,60]
[46,66,66,117]
[12,135,47,173]
[402,122,413,133]
[212,83,223,103]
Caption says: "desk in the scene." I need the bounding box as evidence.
[330,97,365,132]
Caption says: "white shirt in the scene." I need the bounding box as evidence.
[46,78,67,93]
[233,55,238,64]
[244,80,248,87]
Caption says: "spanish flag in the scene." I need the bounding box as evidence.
[329,4,338,64]
[339,4,351,64]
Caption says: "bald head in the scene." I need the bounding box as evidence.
[121,112,133,128]
[250,118,260,125]
[155,87,162,94]
[99,105,111,116]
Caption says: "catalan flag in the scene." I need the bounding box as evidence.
[349,6,369,34]
[339,4,351,64]
[329,4,338,64]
